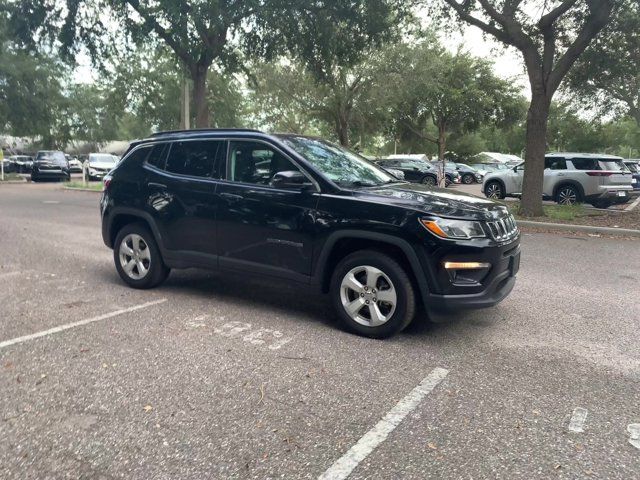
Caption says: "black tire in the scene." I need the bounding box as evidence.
[462,173,474,184]
[113,223,170,289]
[484,180,505,199]
[555,184,581,205]
[330,250,416,339]
[591,199,612,209]
[421,175,437,186]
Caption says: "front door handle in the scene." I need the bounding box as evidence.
[148,182,167,189]
[220,192,243,203]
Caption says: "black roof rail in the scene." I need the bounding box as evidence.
[150,128,262,137]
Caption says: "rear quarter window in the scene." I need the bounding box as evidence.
[569,158,599,170]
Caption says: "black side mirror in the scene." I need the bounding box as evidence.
[513,166,519,172]
[271,170,314,191]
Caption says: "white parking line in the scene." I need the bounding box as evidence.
[0,271,21,280]
[0,298,167,350]
[318,367,449,480]
[628,424,640,450]
[568,407,588,433]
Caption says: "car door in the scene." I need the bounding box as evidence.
[216,139,319,282]
[144,139,225,262]
[398,161,424,182]
[543,157,567,196]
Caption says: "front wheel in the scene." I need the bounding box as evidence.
[113,223,170,289]
[485,181,505,199]
[462,173,474,184]
[330,250,416,338]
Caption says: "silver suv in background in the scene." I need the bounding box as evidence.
[483,153,633,209]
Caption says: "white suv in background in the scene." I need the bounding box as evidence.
[483,153,633,209]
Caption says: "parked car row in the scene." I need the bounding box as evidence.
[27,150,121,182]
[373,157,473,187]
[1,155,34,173]
[482,153,636,209]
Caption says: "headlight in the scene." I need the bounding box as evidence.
[420,217,486,239]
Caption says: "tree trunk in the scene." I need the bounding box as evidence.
[437,125,447,187]
[191,66,209,128]
[336,111,350,147]
[520,93,551,217]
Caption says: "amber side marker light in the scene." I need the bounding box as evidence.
[421,220,448,238]
[443,262,491,270]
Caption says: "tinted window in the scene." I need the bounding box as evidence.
[165,140,224,178]
[124,146,151,164]
[545,157,566,170]
[570,158,599,170]
[146,143,168,169]
[228,141,301,186]
[598,159,625,171]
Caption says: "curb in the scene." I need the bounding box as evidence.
[0,180,27,184]
[517,220,640,237]
[62,186,102,193]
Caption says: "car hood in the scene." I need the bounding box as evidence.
[89,161,116,169]
[350,182,509,221]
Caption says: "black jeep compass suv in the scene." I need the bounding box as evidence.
[101,129,520,338]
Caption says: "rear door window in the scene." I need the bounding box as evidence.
[146,143,168,169]
[165,140,226,178]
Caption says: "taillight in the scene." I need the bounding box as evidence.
[103,175,112,190]
[585,171,613,176]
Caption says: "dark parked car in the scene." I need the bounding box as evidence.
[624,161,640,190]
[10,155,34,173]
[375,158,459,186]
[101,129,521,338]
[31,151,70,182]
[454,163,483,184]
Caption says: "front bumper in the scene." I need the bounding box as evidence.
[418,237,521,311]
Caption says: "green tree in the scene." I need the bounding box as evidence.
[440,0,617,216]
[11,0,406,130]
[375,41,522,162]
[567,0,640,126]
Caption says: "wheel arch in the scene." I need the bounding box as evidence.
[314,230,430,306]
[106,208,164,251]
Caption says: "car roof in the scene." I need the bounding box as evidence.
[546,152,624,160]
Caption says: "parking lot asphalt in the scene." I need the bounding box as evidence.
[1,182,639,479]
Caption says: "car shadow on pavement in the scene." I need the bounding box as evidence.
[98,267,499,338]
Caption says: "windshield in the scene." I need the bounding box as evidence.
[279,136,396,186]
[37,151,66,163]
[89,154,117,165]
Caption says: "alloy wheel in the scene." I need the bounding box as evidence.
[119,234,151,280]
[339,265,397,327]
[558,187,577,205]
[486,183,502,198]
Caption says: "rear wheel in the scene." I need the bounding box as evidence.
[113,223,170,289]
[556,185,581,205]
[485,181,505,199]
[330,250,415,338]
[421,175,437,186]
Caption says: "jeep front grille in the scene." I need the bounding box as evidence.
[486,215,518,241]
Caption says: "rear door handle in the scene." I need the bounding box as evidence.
[148,182,167,189]
[220,192,243,203]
